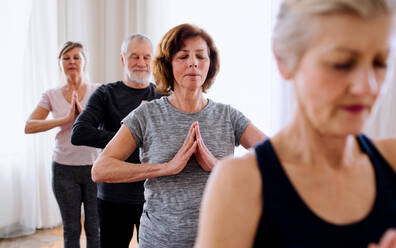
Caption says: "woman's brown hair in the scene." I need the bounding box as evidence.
[152,24,220,94]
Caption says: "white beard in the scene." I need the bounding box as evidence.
[127,69,150,85]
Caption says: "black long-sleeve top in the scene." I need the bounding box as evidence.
[71,81,161,204]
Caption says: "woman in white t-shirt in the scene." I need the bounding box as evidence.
[25,41,100,248]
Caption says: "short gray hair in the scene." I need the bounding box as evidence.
[120,33,153,58]
[273,0,396,73]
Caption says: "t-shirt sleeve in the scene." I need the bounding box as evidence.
[38,90,52,111]
[229,105,250,146]
[121,106,146,148]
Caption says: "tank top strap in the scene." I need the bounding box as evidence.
[357,134,392,172]
[357,133,396,207]
[253,139,304,247]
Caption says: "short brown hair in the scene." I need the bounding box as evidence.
[152,24,220,94]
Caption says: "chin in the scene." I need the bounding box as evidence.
[314,117,365,137]
[330,122,365,137]
[335,112,369,134]
[186,81,204,89]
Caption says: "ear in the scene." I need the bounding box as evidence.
[120,53,126,67]
[273,48,293,80]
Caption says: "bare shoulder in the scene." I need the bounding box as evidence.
[196,151,263,248]
[212,151,262,192]
[206,151,263,208]
[373,138,396,172]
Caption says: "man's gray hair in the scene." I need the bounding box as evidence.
[120,33,153,57]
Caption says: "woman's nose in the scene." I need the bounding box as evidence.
[350,69,379,96]
[188,57,198,68]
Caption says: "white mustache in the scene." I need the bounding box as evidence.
[132,67,149,72]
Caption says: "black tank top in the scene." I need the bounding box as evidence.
[253,134,396,247]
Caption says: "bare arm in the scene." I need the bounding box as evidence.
[239,123,267,149]
[92,123,198,183]
[24,104,75,134]
[195,152,262,248]
[374,138,396,172]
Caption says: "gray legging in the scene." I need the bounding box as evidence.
[52,162,99,248]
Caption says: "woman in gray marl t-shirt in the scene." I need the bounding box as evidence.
[92,24,266,248]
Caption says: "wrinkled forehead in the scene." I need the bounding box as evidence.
[126,38,153,55]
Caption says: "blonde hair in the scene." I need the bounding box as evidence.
[273,0,396,72]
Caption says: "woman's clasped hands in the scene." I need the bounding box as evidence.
[166,121,218,175]
[64,91,83,123]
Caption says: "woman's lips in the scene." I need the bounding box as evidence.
[341,105,366,113]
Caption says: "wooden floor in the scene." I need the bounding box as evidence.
[0,225,138,248]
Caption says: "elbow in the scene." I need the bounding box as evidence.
[70,132,80,145]
[258,132,267,143]
[91,166,103,183]
[24,122,33,134]
[91,157,107,183]
[70,126,83,145]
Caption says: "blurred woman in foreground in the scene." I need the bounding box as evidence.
[195,1,396,247]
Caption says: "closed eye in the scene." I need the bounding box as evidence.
[332,62,354,70]
[373,60,387,69]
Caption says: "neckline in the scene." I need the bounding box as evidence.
[60,83,89,105]
[163,96,212,116]
[265,135,380,228]
[120,81,152,91]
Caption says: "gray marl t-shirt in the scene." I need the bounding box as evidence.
[122,96,250,248]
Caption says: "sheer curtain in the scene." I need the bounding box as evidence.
[0,0,160,238]
[57,0,165,84]
[0,0,61,238]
